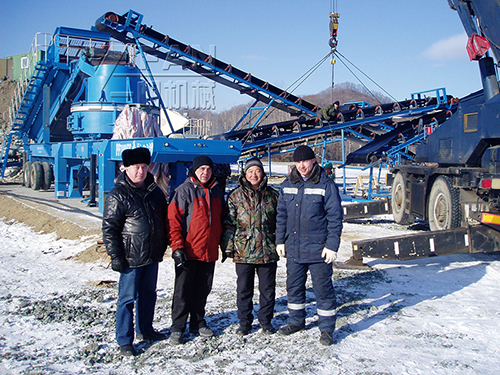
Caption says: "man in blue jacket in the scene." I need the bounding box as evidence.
[276,145,343,346]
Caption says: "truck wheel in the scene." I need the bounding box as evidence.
[41,162,53,191]
[391,171,415,225]
[428,176,462,231]
[23,161,32,188]
[30,161,43,191]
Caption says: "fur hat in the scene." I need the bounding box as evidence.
[122,147,151,167]
[244,157,264,173]
[293,145,315,162]
[191,155,213,172]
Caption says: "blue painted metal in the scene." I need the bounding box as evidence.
[229,100,260,133]
[410,87,448,108]
[2,20,242,212]
[343,101,371,108]
[96,10,318,119]
[239,100,451,152]
[29,136,240,207]
[132,35,174,134]
[2,10,470,215]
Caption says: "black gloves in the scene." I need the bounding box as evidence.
[172,249,188,268]
[111,257,128,273]
[221,250,233,263]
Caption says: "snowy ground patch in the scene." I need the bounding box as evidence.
[0,218,499,374]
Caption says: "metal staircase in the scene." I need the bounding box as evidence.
[1,32,53,178]
[1,61,51,177]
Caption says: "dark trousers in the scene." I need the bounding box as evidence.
[286,259,336,333]
[171,260,215,333]
[116,262,158,346]
[236,262,277,328]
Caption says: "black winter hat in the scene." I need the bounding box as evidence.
[122,147,151,167]
[191,155,213,172]
[293,145,315,162]
[244,157,264,173]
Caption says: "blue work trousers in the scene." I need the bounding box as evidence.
[286,259,336,333]
[116,262,158,346]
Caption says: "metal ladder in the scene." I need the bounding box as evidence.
[0,62,50,177]
[1,33,52,178]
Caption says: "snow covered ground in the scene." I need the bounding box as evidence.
[1,212,499,374]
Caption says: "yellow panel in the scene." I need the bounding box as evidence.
[481,213,500,224]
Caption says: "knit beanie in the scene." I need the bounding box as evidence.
[191,155,213,172]
[122,147,151,167]
[293,145,315,162]
[244,157,264,173]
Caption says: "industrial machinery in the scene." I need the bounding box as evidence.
[1,9,452,214]
[344,0,500,267]
[4,2,498,247]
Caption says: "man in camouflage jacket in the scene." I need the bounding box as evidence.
[221,157,279,335]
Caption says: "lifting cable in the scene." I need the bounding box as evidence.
[285,52,333,94]
[240,51,333,139]
[328,0,397,105]
[329,0,339,103]
[333,50,398,104]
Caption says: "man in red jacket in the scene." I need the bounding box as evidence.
[167,155,224,344]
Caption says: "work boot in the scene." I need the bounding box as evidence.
[136,330,166,342]
[169,331,184,345]
[319,331,334,346]
[277,323,305,336]
[260,324,275,335]
[197,326,214,337]
[236,324,251,336]
[119,344,137,356]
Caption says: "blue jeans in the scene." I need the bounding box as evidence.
[116,262,158,346]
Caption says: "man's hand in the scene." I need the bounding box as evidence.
[277,244,286,258]
[111,257,128,273]
[222,250,233,263]
[172,249,188,268]
[321,247,337,264]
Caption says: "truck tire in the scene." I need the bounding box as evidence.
[23,161,32,188]
[428,176,462,231]
[391,171,415,225]
[41,162,53,191]
[30,161,43,191]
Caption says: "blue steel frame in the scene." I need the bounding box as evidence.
[13,22,242,212]
[29,137,241,209]
[99,10,318,128]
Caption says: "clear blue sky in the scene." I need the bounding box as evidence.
[1,0,482,111]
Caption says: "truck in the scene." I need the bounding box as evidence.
[343,0,500,268]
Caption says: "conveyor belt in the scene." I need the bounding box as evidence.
[95,10,318,117]
[219,94,457,163]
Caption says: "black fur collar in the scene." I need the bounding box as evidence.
[289,162,322,184]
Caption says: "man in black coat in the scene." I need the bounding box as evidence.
[102,147,168,356]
